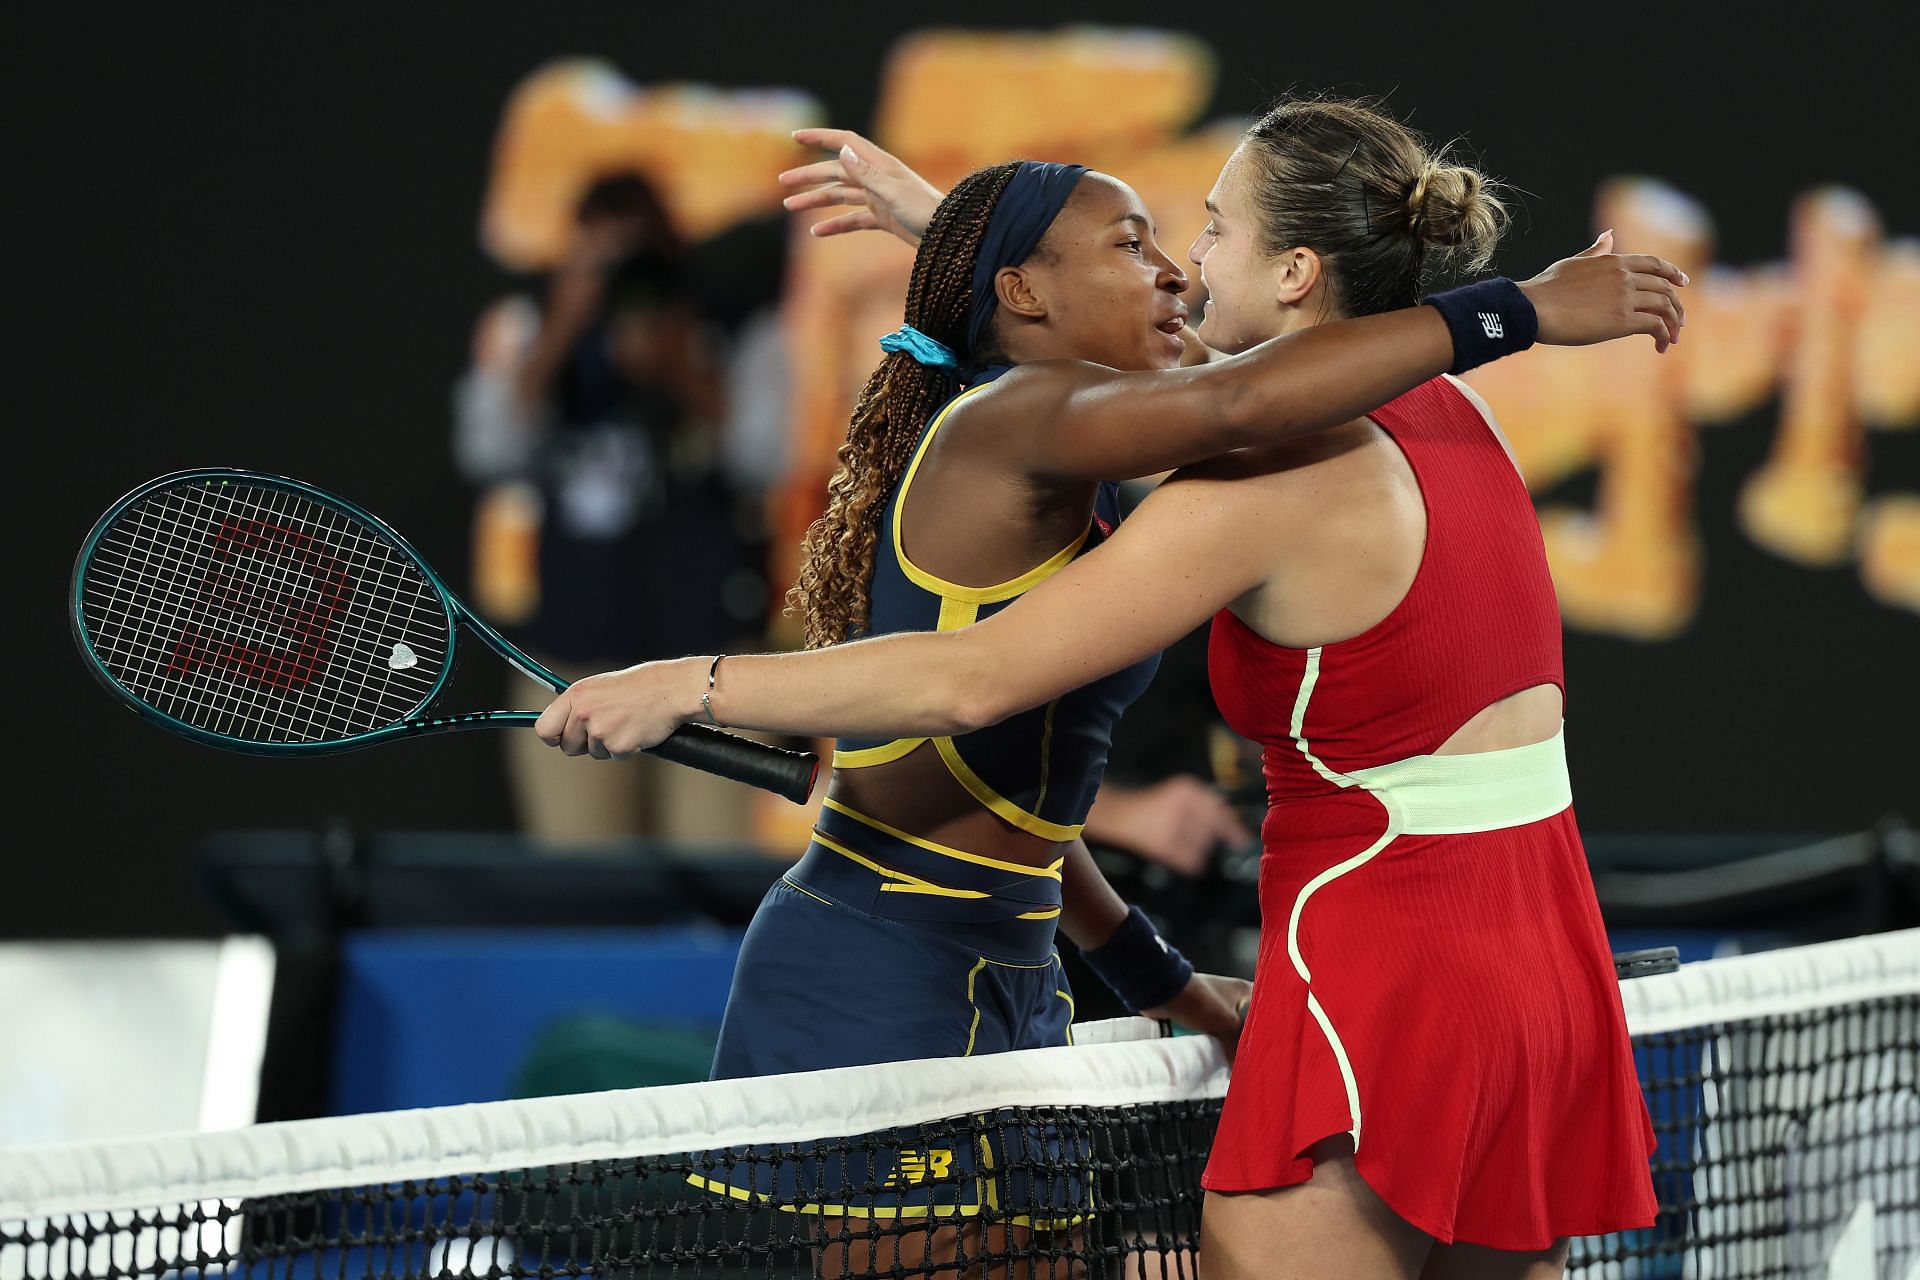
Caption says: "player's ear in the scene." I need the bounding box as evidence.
[997,266,1048,321]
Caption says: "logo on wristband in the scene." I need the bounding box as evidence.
[1479,311,1505,339]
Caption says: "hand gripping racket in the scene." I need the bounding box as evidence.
[70,469,819,803]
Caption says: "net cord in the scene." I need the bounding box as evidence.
[1615,926,1919,1035]
[3,930,1914,1223]
[0,1020,1221,1221]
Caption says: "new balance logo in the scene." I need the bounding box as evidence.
[1478,311,1505,340]
[884,1148,956,1187]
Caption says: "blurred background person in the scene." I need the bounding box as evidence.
[452,172,778,849]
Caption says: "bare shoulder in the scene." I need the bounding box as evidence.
[947,358,1118,414]
[1441,374,1522,474]
[937,359,1109,440]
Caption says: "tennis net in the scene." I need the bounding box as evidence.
[1,930,1914,1279]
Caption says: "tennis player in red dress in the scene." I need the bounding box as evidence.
[1197,372,1658,1255]
[539,97,1679,1277]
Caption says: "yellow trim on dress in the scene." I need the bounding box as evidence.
[880,881,990,900]
[973,953,1064,971]
[847,378,1100,844]
[978,1132,999,1213]
[684,946,1088,1223]
[974,1089,1090,1230]
[963,958,989,1056]
[934,737,1086,843]
[684,1168,1082,1225]
[963,952,1069,1056]
[683,1171,986,1218]
[687,1145,1084,1223]
[810,831,987,900]
[780,876,835,907]
[1033,699,1059,812]
[891,385,1092,605]
[832,736,928,769]
[936,596,979,631]
[821,797,1065,882]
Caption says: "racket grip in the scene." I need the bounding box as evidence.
[648,723,820,804]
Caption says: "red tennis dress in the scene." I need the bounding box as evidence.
[1202,378,1657,1248]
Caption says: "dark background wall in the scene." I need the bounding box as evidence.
[14,6,1914,938]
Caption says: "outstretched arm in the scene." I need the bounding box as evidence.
[778,130,1686,483]
[536,467,1267,755]
[985,233,1687,482]
[533,474,1260,1051]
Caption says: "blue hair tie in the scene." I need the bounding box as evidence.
[878,324,959,371]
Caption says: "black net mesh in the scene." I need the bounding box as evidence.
[0,1102,1218,1280]
[1572,994,1918,1278]
[4,964,1915,1279]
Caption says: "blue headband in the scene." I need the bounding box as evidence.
[963,161,1088,358]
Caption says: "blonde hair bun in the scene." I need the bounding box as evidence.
[1411,161,1506,274]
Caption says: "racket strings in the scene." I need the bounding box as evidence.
[200,484,445,738]
[183,484,415,740]
[81,480,453,743]
[97,484,442,740]
[94,486,344,739]
[115,489,337,740]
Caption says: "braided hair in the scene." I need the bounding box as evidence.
[787,161,1024,648]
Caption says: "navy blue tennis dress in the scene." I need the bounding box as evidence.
[690,365,1160,1220]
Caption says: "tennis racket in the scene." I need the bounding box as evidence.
[70,468,819,803]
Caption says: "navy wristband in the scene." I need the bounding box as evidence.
[1081,905,1194,1014]
[1422,277,1538,375]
